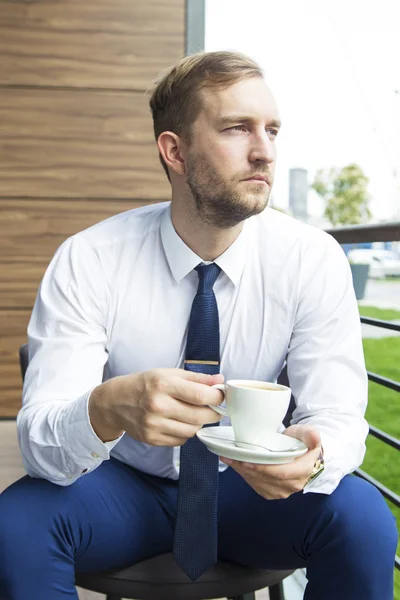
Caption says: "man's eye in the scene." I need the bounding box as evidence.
[229,125,247,132]
[267,129,279,139]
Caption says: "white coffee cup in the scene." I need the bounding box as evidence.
[210,380,291,448]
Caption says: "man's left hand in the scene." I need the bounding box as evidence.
[220,424,321,500]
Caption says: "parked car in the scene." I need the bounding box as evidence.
[347,249,400,279]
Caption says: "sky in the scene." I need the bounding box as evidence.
[205,0,400,222]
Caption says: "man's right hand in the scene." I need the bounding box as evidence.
[88,368,224,445]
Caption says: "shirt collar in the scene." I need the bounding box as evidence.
[160,205,249,286]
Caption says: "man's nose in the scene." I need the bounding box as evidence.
[249,132,275,164]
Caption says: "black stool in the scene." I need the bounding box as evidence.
[76,553,292,599]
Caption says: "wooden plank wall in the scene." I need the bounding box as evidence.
[0,0,185,416]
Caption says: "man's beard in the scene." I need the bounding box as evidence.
[186,152,272,228]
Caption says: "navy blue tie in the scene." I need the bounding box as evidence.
[173,263,221,580]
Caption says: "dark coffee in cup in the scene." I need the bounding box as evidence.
[238,383,285,391]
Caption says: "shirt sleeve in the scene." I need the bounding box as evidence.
[287,232,369,494]
[17,235,124,486]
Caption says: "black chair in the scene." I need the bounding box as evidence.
[19,343,294,600]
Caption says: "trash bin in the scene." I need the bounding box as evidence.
[350,263,370,300]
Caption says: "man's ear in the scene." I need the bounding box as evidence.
[157,131,186,176]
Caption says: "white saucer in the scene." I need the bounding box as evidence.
[196,426,308,464]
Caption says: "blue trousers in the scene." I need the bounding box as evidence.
[0,457,397,599]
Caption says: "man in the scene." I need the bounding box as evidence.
[0,50,397,599]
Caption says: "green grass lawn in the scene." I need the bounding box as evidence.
[366,277,400,284]
[358,305,400,320]
[376,277,400,283]
[360,334,400,596]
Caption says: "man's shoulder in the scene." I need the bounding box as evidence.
[75,201,170,250]
[257,207,336,247]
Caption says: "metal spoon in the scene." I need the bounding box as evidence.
[200,433,299,453]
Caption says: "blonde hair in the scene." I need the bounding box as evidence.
[149,50,264,179]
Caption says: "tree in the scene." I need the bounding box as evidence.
[311,163,371,226]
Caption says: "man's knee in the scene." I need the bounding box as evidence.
[308,475,398,558]
[0,476,76,553]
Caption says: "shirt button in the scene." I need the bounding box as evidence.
[82,468,89,474]
[91,452,100,458]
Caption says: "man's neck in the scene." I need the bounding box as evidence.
[170,199,243,261]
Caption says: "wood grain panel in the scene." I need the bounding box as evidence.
[0,310,29,416]
[0,89,171,198]
[0,0,185,89]
[0,263,46,310]
[0,421,26,493]
[0,198,162,307]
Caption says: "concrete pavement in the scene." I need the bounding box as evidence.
[359,279,400,310]
[357,278,400,338]
[361,320,400,338]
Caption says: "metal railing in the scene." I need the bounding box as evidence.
[326,221,400,571]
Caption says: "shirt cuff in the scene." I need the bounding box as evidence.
[302,432,355,495]
[59,389,125,478]
[303,461,342,494]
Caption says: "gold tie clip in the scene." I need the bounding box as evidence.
[184,360,219,366]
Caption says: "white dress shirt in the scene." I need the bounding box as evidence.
[18,202,369,493]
